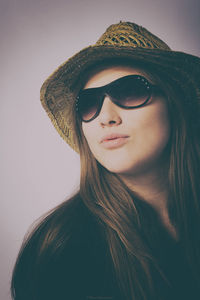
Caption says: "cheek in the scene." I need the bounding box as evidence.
[82,123,99,153]
[137,102,171,155]
[82,123,112,165]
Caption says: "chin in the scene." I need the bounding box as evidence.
[101,160,140,175]
[100,155,162,177]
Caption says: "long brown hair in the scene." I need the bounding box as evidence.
[72,58,200,299]
[11,59,200,300]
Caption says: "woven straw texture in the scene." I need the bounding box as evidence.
[40,21,200,153]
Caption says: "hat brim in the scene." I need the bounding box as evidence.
[40,45,200,152]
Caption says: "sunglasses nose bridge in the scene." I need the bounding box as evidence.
[100,93,117,110]
[97,93,122,125]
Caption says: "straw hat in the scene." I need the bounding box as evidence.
[40,21,200,152]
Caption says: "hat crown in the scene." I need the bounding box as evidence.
[95,21,171,51]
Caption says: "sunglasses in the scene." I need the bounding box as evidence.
[76,74,161,122]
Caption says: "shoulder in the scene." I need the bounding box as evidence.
[16,192,102,267]
[22,192,95,249]
[11,193,113,299]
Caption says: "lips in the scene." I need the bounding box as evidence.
[100,133,129,143]
[100,133,129,149]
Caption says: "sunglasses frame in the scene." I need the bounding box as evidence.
[76,74,159,122]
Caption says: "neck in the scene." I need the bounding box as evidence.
[118,165,178,240]
[120,167,168,209]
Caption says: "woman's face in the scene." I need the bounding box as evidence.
[81,65,171,177]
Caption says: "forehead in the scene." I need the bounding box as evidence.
[83,65,152,89]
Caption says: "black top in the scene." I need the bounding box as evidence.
[13,195,200,300]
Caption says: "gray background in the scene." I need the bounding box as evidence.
[1,0,200,299]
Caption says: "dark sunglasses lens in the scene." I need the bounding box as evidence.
[78,89,99,121]
[110,77,150,107]
[77,76,151,122]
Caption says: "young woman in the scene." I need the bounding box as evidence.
[11,21,200,300]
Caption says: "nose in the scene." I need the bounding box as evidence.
[98,96,122,126]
